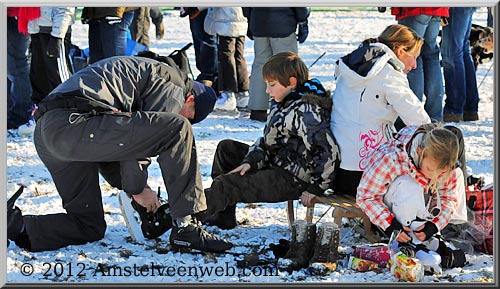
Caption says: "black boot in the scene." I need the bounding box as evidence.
[170,217,233,253]
[7,186,25,241]
[203,205,237,230]
[131,200,172,239]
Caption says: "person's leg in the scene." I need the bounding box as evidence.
[248,37,273,111]
[235,35,250,93]
[189,10,218,83]
[23,122,107,252]
[149,7,164,39]
[29,33,72,105]
[462,8,479,117]
[129,7,150,48]
[99,11,134,59]
[442,7,470,118]
[7,16,32,128]
[205,166,306,216]
[217,35,238,92]
[421,16,444,121]
[211,139,250,179]
[398,16,427,102]
[88,19,104,64]
[331,168,363,197]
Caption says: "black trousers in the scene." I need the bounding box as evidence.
[28,109,205,251]
[217,35,249,93]
[204,139,308,216]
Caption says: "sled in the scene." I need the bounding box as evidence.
[286,191,381,243]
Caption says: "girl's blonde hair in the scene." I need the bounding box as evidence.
[417,123,459,193]
[363,24,424,57]
[262,51,309,87]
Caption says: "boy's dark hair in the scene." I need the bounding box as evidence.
[262,52,309,87]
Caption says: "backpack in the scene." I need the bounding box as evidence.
[136,43,194,79]
[68,44,89,73]
[466,179,493,255]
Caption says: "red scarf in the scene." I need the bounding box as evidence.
[17,7,40,35]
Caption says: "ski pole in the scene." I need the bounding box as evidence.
[309,51,327,68]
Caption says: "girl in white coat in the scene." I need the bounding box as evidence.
[330,24,431,196]
[204,7,250,111]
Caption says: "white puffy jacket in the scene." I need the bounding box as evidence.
[204,7,248,37]
[28,7,75,38]
[330,43,430,171]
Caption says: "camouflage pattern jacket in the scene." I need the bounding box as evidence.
[243,79,340,196]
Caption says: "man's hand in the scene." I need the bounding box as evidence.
[413,221,438,241]
[300,191,318,207]
[132,185,161,213]
[394,226,413,243]
[229,163,251,176]
[46,36,62,58]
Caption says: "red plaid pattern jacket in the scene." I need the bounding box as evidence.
[356,125,459,231]
[391,7,449,20]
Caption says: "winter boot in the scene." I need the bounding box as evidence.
[131,199,172,239]
[308,222,340,275]
[202,205,237,230]
[277,220,316,273]
[170,216,233,253]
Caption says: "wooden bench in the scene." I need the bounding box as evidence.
[286,192,381,243]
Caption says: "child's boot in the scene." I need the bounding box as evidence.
[308,222,340,275]
[277,220,316,273]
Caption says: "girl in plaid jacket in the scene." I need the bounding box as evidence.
[357,123,467,271]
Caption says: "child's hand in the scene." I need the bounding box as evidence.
[229,163,251,176]
[300,191,317,207]
[395,226,413,243]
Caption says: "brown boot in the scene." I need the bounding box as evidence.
[277,220,316,273]
[308,222,340,275]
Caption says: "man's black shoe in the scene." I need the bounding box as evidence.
[170,222,233,253]
[7,186,25,241]
[131,200,172,239]
[203,205,237,230]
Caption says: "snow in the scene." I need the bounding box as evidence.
[6,8,495,284]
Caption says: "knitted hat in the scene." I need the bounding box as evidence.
[191,81,216,124]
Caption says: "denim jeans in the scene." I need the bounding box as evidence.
[398,15,444,121]
[189,9,218,82]
[88,11,134,64]
[7,16,32,129]
[441,7,479,115]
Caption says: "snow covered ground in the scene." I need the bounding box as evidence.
[5,8,495,284]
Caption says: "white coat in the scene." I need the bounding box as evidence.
[330,43,431,171]
[203,7,248,37]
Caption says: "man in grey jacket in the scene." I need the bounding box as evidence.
[7,56,233,253]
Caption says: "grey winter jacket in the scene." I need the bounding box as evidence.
[27,7,75,38]
[242,7,309,38]
[243,80,340,196]
[42,56,192,115]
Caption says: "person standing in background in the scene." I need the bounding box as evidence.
[391,7,449,122]
[180,7,219,89]
[204,7,250,111]
[7,7,35,130]
[243,7,310,122]
[129,7,165,49]
[441,7,480,122]
[81,7,136,64]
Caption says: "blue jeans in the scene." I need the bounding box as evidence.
[88,11,134,64]
[189,9,218,82]
[441,7,479,115]
[399,15,444,121]
[7,16,32,129]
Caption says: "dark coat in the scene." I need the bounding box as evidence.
[242,7,309,38]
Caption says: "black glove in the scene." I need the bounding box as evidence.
[246,28,254,40]
[414,221,439,241]
[384,217,404,236]
[46,36,62,58]
[297,20,309,44]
